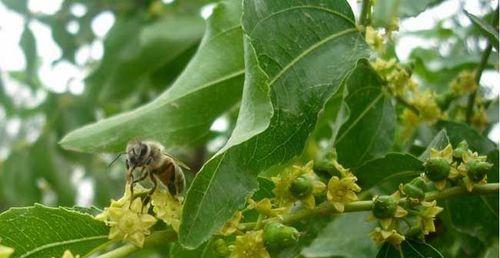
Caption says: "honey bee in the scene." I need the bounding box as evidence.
[124,140,188,205]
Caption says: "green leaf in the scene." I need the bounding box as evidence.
[88,14,205,102]
[419,129,449,161]
[0,204,109,257]
[179,0,369,248]
[399,0,443,17]
[377,240,444,258]
[436,121,496,154]
[170,240,217,258]
[335,60,395,168]
[465,11,499,50]
[302,212,378,258]
[59,0,245,153]
[354,153,423,193]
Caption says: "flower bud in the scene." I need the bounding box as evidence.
[467,161,492,182]
[372,195,398,219]
[424,157,450,181]
[289,175,313,198]
[263,222,299,251]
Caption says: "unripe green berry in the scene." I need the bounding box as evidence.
[372,195,398,219]
[424,158,450,181]
[467,161,492,182]
[263,222,299,250]
[453,141,469,160]
[403,183,425,200]
[289,175,313,199]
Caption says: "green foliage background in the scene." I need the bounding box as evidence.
[0,0,498,257]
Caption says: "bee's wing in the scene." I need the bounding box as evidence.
[162,152,191,170]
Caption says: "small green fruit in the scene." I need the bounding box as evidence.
[424,157,450,181]
[403,183,425,200]
[467,161,492,182]
[289,175,313,198]
[263,222,299,250]
[453,141,469,160]
[372,195,398,219]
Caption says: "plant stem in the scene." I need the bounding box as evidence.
[360,0,372,26]
[240,183,498,230]
[96,229,177,258]
[465,4,499,123]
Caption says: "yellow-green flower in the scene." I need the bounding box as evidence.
[401,108,420,139]
[248,198,286,218]
[370,227,405,246]
[450,70,476,94]
[410,90,444,123]
[327,172,361,212]
[230,230,270,258]
[0,244,14,258]
[272,161,325,208]
[60,250,79,258]
[151,189,182,232]
[219,211,243,236]
[418,201,443,234]
[365,26,385,53]
[95,184,157,247]
[471,106,489,133]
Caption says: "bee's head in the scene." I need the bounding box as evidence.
[126,140,149,167]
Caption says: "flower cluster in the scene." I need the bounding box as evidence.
[0,244,14,258]
[229,230,270,258]
[95,183,183,247]
[370,193,407,245]
[61,250,79,258]
[272,161,326,209]
[422,142,493,192]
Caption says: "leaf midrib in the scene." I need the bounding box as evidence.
[20,235,108,258]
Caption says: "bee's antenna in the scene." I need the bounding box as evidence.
[109,153,126,167]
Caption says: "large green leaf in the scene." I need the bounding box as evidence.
[377,240,444,258]
[170,240,217,258]
[335,61,395,168]
[0,204,109,257]
[179,0,369,248]
[354,153,423,193]
[436,121,496,154]
[302,212,378,258]
[373,0,443,27]
[59,0,245,153]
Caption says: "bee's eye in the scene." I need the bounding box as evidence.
[139,144,148,156]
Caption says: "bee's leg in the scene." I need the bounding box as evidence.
[142,173,157,212]
[129,167,147,208]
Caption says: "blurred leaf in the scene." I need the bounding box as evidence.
[399,0,443,17]
[20,25,39,89]
[435,121,496,153]
[483,241,499,258]
[335,60,396,168]
[0,204,109,257]
[60,1,245,153]
[465,10,499,50]
[1,0,27,13]
[180,0,369,248]
[0,150,41,207]
[377,240,444,257]
[0,75,14,116]
[89,14,205,102]
[302,212,378,258]
[373,0,443,27]
[354,153,423,193]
